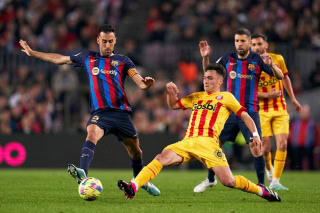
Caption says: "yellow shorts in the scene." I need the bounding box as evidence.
[259,110,290,137]
[164,136,229,168]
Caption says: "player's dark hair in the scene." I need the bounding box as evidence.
[235,28,251,38]
[205,63,226,79]
[252,33,268,42]
[98,24,115,35]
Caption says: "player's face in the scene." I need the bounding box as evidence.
[251,37,268,55]
[97,32,117,56]
[203,70,223,93]
[235,34,251,57]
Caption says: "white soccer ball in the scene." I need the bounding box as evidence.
[78,177,103,201]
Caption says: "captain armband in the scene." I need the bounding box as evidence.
[128,68,138,78]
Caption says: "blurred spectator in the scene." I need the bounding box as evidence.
[0,107,12,134]
[309,60,320,89]
[288,104,319,170]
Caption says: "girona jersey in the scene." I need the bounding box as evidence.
[177,91,246,140]
[258,53,288,112]
[70,51,138,113]
[218,51,274,112]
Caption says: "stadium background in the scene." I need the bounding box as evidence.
[0,0,319,170]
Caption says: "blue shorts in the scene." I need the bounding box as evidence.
[219,112,262,144]
[87,109,138,141]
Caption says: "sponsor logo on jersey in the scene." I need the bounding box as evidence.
[92,67,99,75]
[258,77,278,87]
[229,71,253,80]
[111,60,119,67]
[214,150,223,159]
[216,95,223,100]
[193,103,217,111]
[91,115,99,123]
[230,71,236,79]
[248,64,255,71]
[100,69,117,76]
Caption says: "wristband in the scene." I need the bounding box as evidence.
[252,131,260,141]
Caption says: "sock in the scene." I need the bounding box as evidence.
[273,150,287,180]
[254,155,265,185]
[208,169,216,182]
[130,158,143,178]
[264,152,273,171]
[234,175,261,195]
[134,159,163,189]
[80,140,96,175]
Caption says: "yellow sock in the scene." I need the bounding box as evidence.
[134,159,163,189]
[273,150,287,179]
[234,175,261,195]
[264,152,273,171]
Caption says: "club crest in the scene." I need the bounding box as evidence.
[92,67,99,75]
[248,64,255,71]
[111,60,119,67]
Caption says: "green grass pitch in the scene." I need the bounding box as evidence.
[0,169,319,213]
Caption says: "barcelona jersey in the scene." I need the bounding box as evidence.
[177,91,246,140]
[70,51,137,113]
[218,51,274,112]
[258,53,288,112]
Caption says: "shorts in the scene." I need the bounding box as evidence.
[259,110,289,137]
[164,136,229,168]
[87,109,137,141]
[219,112,262,144]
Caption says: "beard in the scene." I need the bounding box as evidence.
[237,48,249,57]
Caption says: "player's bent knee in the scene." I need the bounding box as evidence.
[220,177,235,188]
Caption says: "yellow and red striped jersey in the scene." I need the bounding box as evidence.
[177,91,246,140]
[258,53,288,112]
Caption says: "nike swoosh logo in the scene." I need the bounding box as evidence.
[90,59,98,62]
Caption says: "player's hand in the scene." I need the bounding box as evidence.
[292,99,302,112]
[252,137,262,153]
[268,88,281,98]
[199,41,211,58]
[19,39,33,56]
[142,77,155,88]
[166,82,179,96]
[261,53,272,65]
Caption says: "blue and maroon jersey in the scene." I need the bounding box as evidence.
[217,51,274,112]
[70,51,136,113]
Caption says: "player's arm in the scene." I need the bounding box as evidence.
[282,75,302,111]
[166,82,180,110]
[131,72,155,90]
[257,89,281,99]
[199,41,211,71]
[261,53,283,79]
[239,111,261,150]
[19,39,72,65]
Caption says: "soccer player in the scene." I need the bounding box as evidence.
[19,24,160,196]
[251,33,302,190]
[117,63,281,202]
[194,28,284,193]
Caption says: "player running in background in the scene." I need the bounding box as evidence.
[194,28,284,193]
[251,33,302,190]
[19,24,160,196]
[117,63,281,202]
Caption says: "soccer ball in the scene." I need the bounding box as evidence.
[78,177,103,201]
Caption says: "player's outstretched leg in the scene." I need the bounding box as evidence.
[193,170,217,193]
[67,164,87,184]
[118,180,137,200]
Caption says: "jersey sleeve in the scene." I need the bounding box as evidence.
[224,93,247,117]
[177,93,195,110]
[70,51,90,67]
[258,56,274,76]
[124,56,138,77]
[278,55,289,76]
